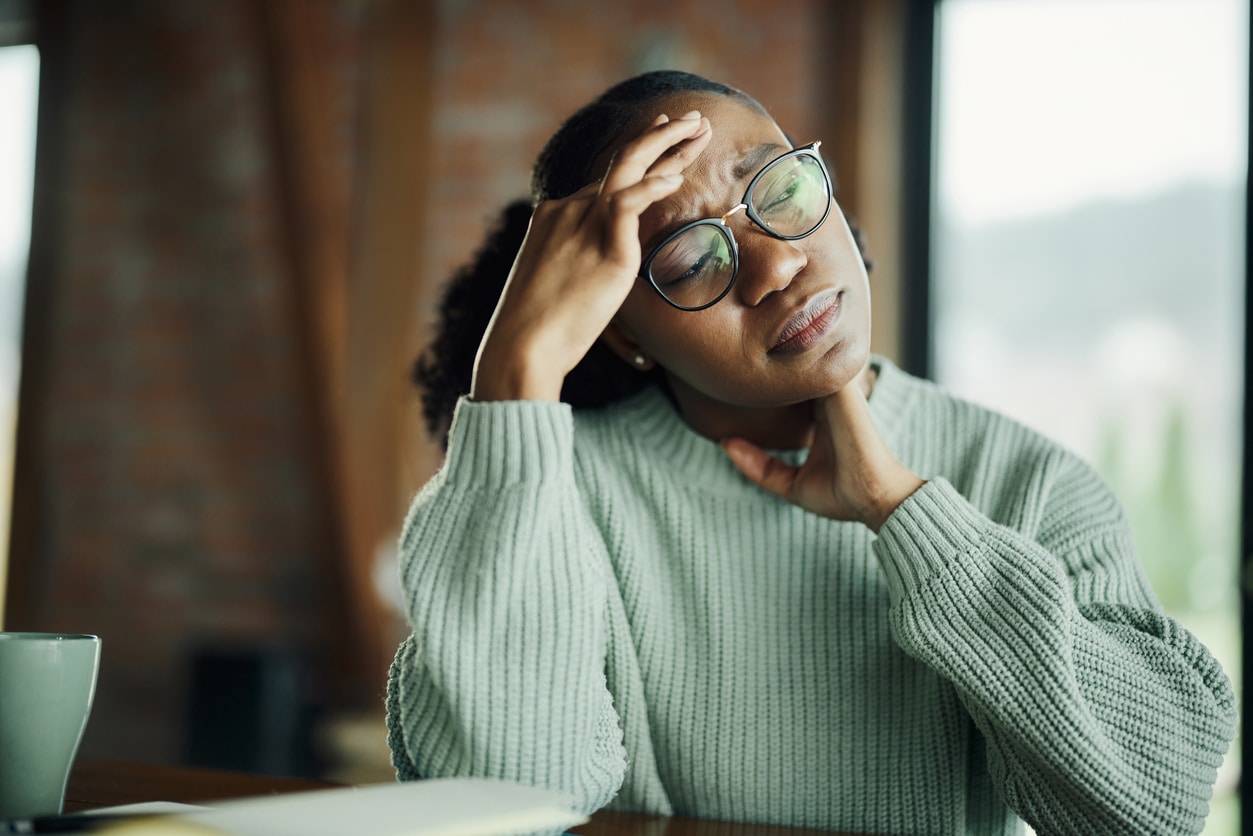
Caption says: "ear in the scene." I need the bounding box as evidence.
[600,319,656,371]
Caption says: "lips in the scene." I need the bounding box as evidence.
[769,290,843,355]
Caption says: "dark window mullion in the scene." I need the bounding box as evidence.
[900,0,938,380]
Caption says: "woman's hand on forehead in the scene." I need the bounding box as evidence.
[470,112,712,404]
[599,111,711,197]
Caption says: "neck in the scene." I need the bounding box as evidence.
[663,365,877,449]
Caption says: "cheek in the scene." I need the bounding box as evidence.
[640,323,772,410]
[630,304,711,363]
[621,288,747,368]
[657,319,738,373]
[624,280,708,338]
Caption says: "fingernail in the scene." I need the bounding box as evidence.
[678,110,701,120]
[654,113,670,125]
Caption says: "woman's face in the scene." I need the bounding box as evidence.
[609,92,872,439]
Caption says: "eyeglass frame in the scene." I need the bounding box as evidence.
[638,140,833,312]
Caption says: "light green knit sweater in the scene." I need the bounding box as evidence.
[385,358,1236,835]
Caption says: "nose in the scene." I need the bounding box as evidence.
[733,228,808,307]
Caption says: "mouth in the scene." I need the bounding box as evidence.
[769,290,843,355]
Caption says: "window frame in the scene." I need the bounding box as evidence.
[905,0,1252,825]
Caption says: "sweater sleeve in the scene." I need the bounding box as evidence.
[873,473,1237,835]
[384,398,627,813]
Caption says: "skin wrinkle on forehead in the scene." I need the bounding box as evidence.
[641,139,789,253]
[732,142,786,181]
[585,91,787,249]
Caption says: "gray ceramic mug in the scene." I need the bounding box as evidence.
[0,632,101,820]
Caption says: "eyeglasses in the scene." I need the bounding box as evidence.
[639,141,833,311]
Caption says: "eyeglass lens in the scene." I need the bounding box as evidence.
[647,150,830,310]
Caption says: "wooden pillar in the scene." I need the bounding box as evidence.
[345,0,439,678]
[259,0,437,705]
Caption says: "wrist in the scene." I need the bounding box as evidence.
[864,473,926,533]
[471,336,565,402]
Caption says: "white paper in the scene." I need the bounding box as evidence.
[172,778,586,836]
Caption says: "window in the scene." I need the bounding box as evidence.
[931,1,1247,832]
[0,44,39,618]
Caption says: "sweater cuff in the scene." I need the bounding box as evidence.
[441,396,576,489]
[874,478,989,605]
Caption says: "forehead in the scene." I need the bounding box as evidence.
[651,91,790,173]
[637,93,792,236]
[597,91,789,182]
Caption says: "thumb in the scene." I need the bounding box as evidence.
[721,438,798,500]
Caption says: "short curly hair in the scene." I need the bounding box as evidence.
[413,70,870,445]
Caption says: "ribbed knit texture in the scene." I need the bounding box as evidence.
[385,357,1236,835]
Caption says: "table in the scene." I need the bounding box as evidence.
[66,760,854,835]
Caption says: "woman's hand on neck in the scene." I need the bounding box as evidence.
[717,363,922,532]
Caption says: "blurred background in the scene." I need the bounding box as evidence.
[0,0,1246,832]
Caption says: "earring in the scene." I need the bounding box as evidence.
[632,353,648,368]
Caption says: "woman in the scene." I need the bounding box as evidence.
[386,71,1236,835]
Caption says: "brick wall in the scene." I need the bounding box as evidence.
[12,0,831,778]
[16,0,364,773]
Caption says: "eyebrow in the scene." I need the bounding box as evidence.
[732,143,786,181]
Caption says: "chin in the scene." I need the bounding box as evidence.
[815,333,871,394]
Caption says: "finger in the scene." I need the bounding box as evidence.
[721,439,799,500]
[599,112,709,197]
[600,174,685,269]
[642,120,713,180]
[577,114,667,200]
[603,171,686,221]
